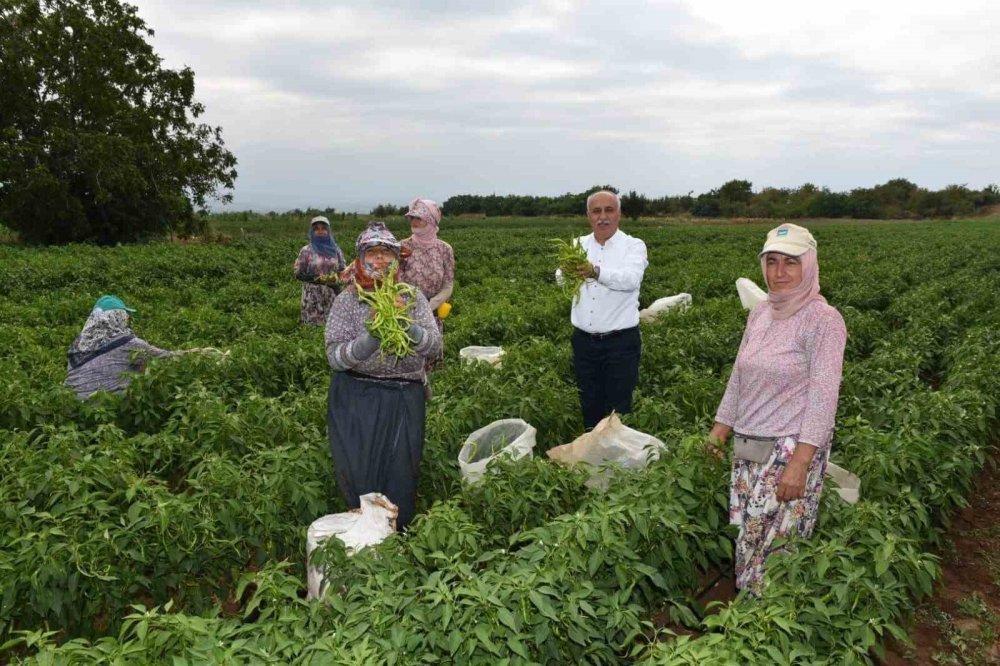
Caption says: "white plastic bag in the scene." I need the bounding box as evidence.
[306,493,398,600]
[458,419,536,483]
[825,461,861,504]
[546,413,667,490]
[459,346,505,368]
[736,278,767,310]
[639,293,692,323]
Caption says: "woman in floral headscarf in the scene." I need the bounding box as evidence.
[294,216,347,325]
[704,223,847,596]
[66,295,190,399]
[324,221,443,530]
[398,198,454,338]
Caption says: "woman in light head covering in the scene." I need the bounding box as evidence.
[324,221,443,530]
[705,223,847,596]
[65,295,183,399]
[294,215,347,325]
[398,198,454,342]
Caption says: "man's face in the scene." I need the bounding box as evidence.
[587,192,621,243]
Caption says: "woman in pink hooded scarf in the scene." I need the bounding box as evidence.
[706,223,847,596]
[398,198,455,356]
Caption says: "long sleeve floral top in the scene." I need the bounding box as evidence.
[716,300,847,449]
[398,239,455,311]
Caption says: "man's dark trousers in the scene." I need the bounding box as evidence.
[571,326,641,430]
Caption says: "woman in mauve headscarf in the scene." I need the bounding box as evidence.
[398,198,454,344]
[324,221,443,530]
[294,215,347,325]
[705,223,847,596]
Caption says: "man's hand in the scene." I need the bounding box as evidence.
[574,262,597,279]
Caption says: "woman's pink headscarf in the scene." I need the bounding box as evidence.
[760,248,826,320]
[405,198,441,247]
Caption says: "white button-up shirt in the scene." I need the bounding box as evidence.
[565,230,648,334]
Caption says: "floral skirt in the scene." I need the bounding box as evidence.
[300,283,337,326]
[729,435,829,595]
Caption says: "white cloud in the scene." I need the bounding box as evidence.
[127,0,1000,210]
[678,0,1000,93]
[345,47,588,86]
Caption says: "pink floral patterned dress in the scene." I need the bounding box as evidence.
[398,238,454,364]
[294,245,346,326]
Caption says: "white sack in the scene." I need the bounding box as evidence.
[639,293,692,323]
[736,278,768,310]
[459,346,505,368]
[459,419,536,483]
[547,413,667,490]
[306,493,398,600]
[825,461,861,504]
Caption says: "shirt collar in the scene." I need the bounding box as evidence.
[589,229,623,247]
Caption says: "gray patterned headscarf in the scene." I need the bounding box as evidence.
[67,308,135,368]
[355,220,401,256]
[351,220,402,287]
[74,309,132,352]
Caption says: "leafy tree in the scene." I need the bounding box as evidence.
[872,178,920,218]
[0,0,237,244]
[747,187,787,218]
[846,187,881,219]
[972,184,1000,211]
[691,190,721,217]
[619,189,646,220]
[717,179,753,216]
[369,204,406,217]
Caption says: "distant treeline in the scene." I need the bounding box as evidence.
[387,179,998,220]
[207,179,1000,223]
[211,208,362,222]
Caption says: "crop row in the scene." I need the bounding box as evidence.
[2,219,999,663]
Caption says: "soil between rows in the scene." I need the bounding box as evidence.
[881,449,1000,665]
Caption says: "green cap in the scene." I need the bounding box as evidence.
[94,295,136,313]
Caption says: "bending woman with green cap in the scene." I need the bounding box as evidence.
[65,296,201,399]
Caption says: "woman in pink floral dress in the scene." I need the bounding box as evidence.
[706,223,847,596]
[398,198,454,361]
[294,216,347,325]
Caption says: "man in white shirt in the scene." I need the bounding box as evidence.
[566,190,649,429]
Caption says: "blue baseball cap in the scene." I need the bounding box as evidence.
[93,295,136,313]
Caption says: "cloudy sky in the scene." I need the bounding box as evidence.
[131,0,1000,212]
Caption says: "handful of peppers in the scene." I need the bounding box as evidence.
[356,263,419,358]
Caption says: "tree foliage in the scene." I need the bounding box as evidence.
[0,0,237,243]
[440,179,1000,220]
[620,189,645,220]
[369,203,407,217]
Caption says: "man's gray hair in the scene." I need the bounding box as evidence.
[586,190,621,212]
